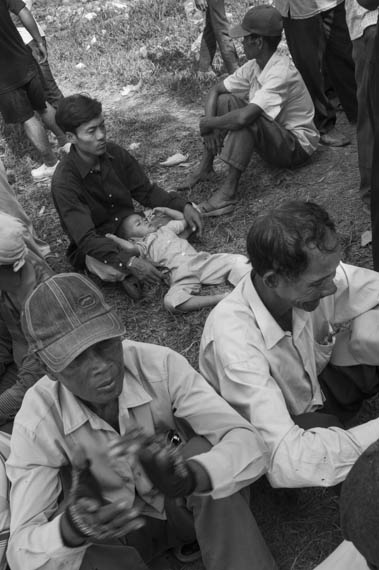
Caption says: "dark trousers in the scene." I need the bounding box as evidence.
[369,22,379,271]
[352,26,377,203]
[294,363,379,429]
[199,0,239,74]
[79,438,277,570]
[284,2,357,133]
[218,94,309,171]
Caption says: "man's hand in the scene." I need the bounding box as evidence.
[128,257,167,285]
[109,432,196,498]
[202,131,224,155]
[183,203,203,236]
[195,0,207,11]
[33,41,47,64]
[60,451,144,546]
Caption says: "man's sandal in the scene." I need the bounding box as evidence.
[196,199,237,217]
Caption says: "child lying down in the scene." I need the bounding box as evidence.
[107,207,250,313]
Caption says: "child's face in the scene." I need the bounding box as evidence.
[123,214,152,238]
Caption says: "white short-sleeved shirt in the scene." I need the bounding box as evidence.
[223,51,319,155]
[275,0,344,19]
[344,0,378,41]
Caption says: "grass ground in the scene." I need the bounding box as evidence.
[1,1,377,568]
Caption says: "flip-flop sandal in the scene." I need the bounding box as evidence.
[196,199,237,217]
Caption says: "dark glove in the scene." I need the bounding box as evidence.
[138,435,196,498]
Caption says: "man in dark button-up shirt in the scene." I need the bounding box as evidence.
[52,94,202,290]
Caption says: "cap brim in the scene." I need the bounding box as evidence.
[37,311,126,372]
[229,23,251,38]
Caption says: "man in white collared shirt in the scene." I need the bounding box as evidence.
[200,200,379,489]
[6,273,276,570]
[185,5,318,217]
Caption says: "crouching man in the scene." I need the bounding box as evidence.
[6,273,277,570]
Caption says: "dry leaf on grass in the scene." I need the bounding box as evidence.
[159,153,189,167]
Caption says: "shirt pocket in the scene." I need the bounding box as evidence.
[313,322,335,375]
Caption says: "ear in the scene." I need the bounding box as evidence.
[66,131,77,144]
[257,36,264,51]
[262,270,279,289]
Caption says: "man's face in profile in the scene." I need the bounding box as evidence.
[274,232,341,312]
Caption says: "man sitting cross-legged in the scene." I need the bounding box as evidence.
[52,94,202,300]
[187,5,319,217]
[6,273,277,570]
[200,200,379,488]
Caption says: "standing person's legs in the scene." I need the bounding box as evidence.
[368,27,379,271]
[352,26,376,208]
[283,14,336,135]
[23,115,57,167]
[199,6,217,72]
[27,38,63,109]
[206,0,239,74]
[322,2,358,124]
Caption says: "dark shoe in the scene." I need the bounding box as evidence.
[120,275,142,300]
[320,128,350,147]
[173,541,201,563]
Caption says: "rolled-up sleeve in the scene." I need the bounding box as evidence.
[163,350,269,498]
[6,422,88,570]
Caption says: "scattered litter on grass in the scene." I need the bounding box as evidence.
[90,36,97,45]
[160,153,189,167]
[120,79,142,97]
[75,62,86,69]
[139,45,148,59]
[83,12,97,20]
[361,230,372,247]
[38,206,45,216]
[129,142,141,151]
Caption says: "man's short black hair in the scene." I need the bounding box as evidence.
[55,94,102,134]
[246,200,338,280]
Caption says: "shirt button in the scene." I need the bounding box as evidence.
[111,204,114,208]
[104,260,108,264]
[109,194,112,198]
[115,217,119,222]
[119,262,123,267]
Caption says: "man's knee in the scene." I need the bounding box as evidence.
[216,93,245,116]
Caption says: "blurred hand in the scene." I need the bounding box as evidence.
[183,203,203,236]
[195,0,208,10]
[60,451,144,544]
[34,41,47,64]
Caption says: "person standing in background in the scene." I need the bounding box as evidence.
[345,0,378,212]
[275,0,357,147]
[195,0,239,75]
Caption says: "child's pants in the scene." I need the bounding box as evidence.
[164,253,250,311]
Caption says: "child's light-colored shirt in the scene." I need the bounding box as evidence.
[133,220,212,282]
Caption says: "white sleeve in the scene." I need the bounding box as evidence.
[6,423,88,570]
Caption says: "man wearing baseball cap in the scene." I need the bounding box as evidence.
[185,5,319,217]
[6,272,277,570]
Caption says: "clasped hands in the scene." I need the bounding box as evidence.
[61,429,196,545]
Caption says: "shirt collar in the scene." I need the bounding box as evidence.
[242,273,309,348]
[68,144,114,179]
[59,370,153,436]
[256,50,281,86]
